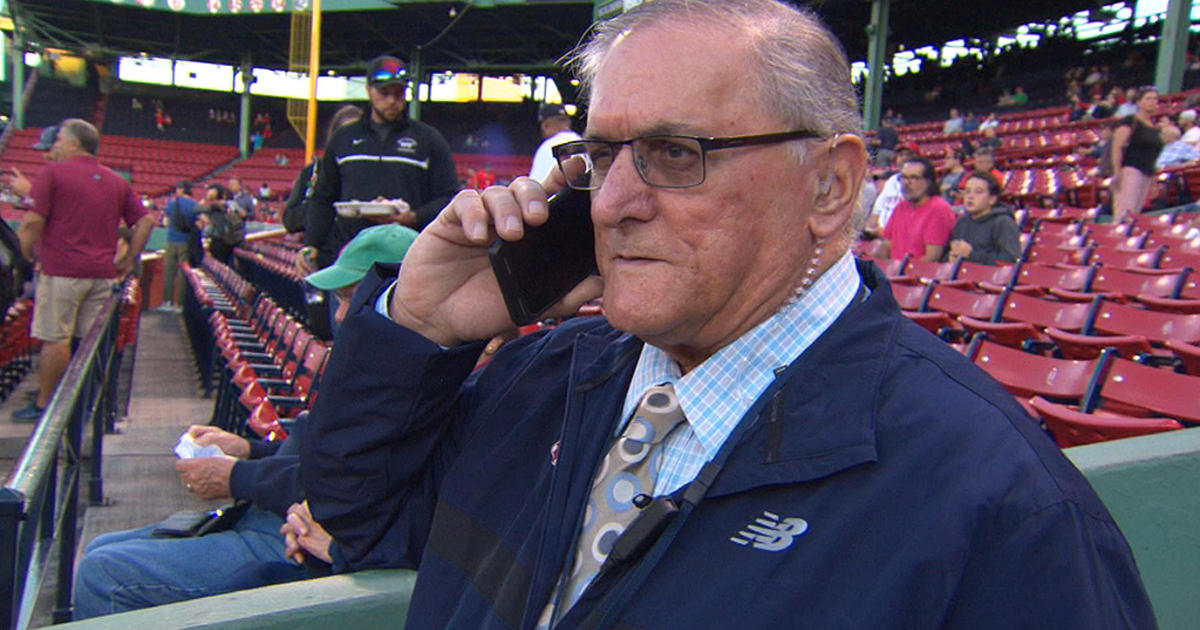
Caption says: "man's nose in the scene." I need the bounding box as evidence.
[591,147,654,227]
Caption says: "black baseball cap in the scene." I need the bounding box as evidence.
[32,125,58,151]
[366,55,408,87]
[539,103,570,121]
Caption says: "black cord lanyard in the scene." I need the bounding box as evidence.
[577,375,790,630]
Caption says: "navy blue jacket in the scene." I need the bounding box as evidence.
[301,261,1155,629]
[229,412,305,518]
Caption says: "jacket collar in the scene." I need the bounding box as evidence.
[566,260,898,499]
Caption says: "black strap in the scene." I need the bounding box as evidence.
[579,379,788,630]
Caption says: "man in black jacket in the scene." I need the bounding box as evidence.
[301,55,459,271]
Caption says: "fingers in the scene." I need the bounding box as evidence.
[483,329,518,356]
[281,526,305,564]
[545,276,605,320]
[440,179,552,245]
[285,503,311,537]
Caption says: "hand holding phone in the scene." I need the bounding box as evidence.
[390,180,602,347]
[488,188,598,326]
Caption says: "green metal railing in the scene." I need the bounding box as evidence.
[0,278,129,629]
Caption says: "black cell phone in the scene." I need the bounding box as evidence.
[488,188,598,326]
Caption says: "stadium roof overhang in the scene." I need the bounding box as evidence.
[8,0,1101,77]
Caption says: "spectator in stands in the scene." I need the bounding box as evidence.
[201,184,242,265]
[864,143,916,237]
[295,3,1154,627]
[961,110,979,133]
[870,117,899,167]
[881,155,956,261]
[975,126,1002,153]
[228,176,257,221]
[1088,92,1115,120]
[159,181,200,313]
[1010,85,1029,107]
[12,119,154,422]
[946,171,1021,264]
[529,102,582,183]
[1178,109,1200,150]
[1113,87,1139,118]
[938,148,968,201]
[258,181,272,203]
[282,104,360,237]
[995,88,1015,107]
[977,112,999,133]
[301,55,459,272]
[1067,93,1089,122]
[71,223,419,619]
[469,163,496,190]
[1110,86,1165,221]
[942,107,964,134]
[1155,124,1199,169]
[964,148,1003,189]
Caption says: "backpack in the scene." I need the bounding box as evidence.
[220,204,246,246]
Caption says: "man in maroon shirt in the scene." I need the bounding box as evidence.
[13,119,154,422]
[881,155,956,261]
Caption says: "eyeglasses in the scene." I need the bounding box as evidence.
[552,129,823,191]
[369,68,409,85]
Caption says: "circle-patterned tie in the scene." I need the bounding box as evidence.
[557,384,686,614]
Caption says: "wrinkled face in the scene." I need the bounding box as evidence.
[899,162,930,203]
[962,177,996,216]
[586,21,821,360]
[368,83,407,124]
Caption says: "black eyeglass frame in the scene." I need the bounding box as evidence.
[552,128,825,190]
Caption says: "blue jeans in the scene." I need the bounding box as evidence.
[72,506,308,619]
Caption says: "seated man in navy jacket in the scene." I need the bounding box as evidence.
[72,224,418,619]
[296,0,1156,628]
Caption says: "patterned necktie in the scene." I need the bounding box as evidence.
[554,384,687,617]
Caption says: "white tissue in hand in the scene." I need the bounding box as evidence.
[174,433,225,459]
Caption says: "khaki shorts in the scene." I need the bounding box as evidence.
[31,275,118,343]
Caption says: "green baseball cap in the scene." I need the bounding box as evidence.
[304,224,418,290]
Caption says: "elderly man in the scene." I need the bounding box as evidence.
[298,1,1154,628]
[12,119,153,422]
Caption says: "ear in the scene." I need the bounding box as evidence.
[809,134,867,240]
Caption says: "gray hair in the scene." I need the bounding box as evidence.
[567,0,863,146]
[59,118,99,155]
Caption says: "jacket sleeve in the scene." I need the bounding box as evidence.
[283,162,314,234]
[305,139,342,249]
[229,455,300,518]
[411,130,460,230]
[941,499,1155,629]
[299,269,485,572]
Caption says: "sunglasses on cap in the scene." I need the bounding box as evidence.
[370,68,409,85]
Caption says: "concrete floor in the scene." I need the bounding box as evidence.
[2,309,222,626]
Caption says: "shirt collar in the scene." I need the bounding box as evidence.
[621,251,862,458]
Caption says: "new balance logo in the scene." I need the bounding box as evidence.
[730,511,808,551]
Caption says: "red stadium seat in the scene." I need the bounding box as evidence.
[1029,396,1184,447]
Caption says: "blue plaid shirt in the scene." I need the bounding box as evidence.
[620,251,863,495]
